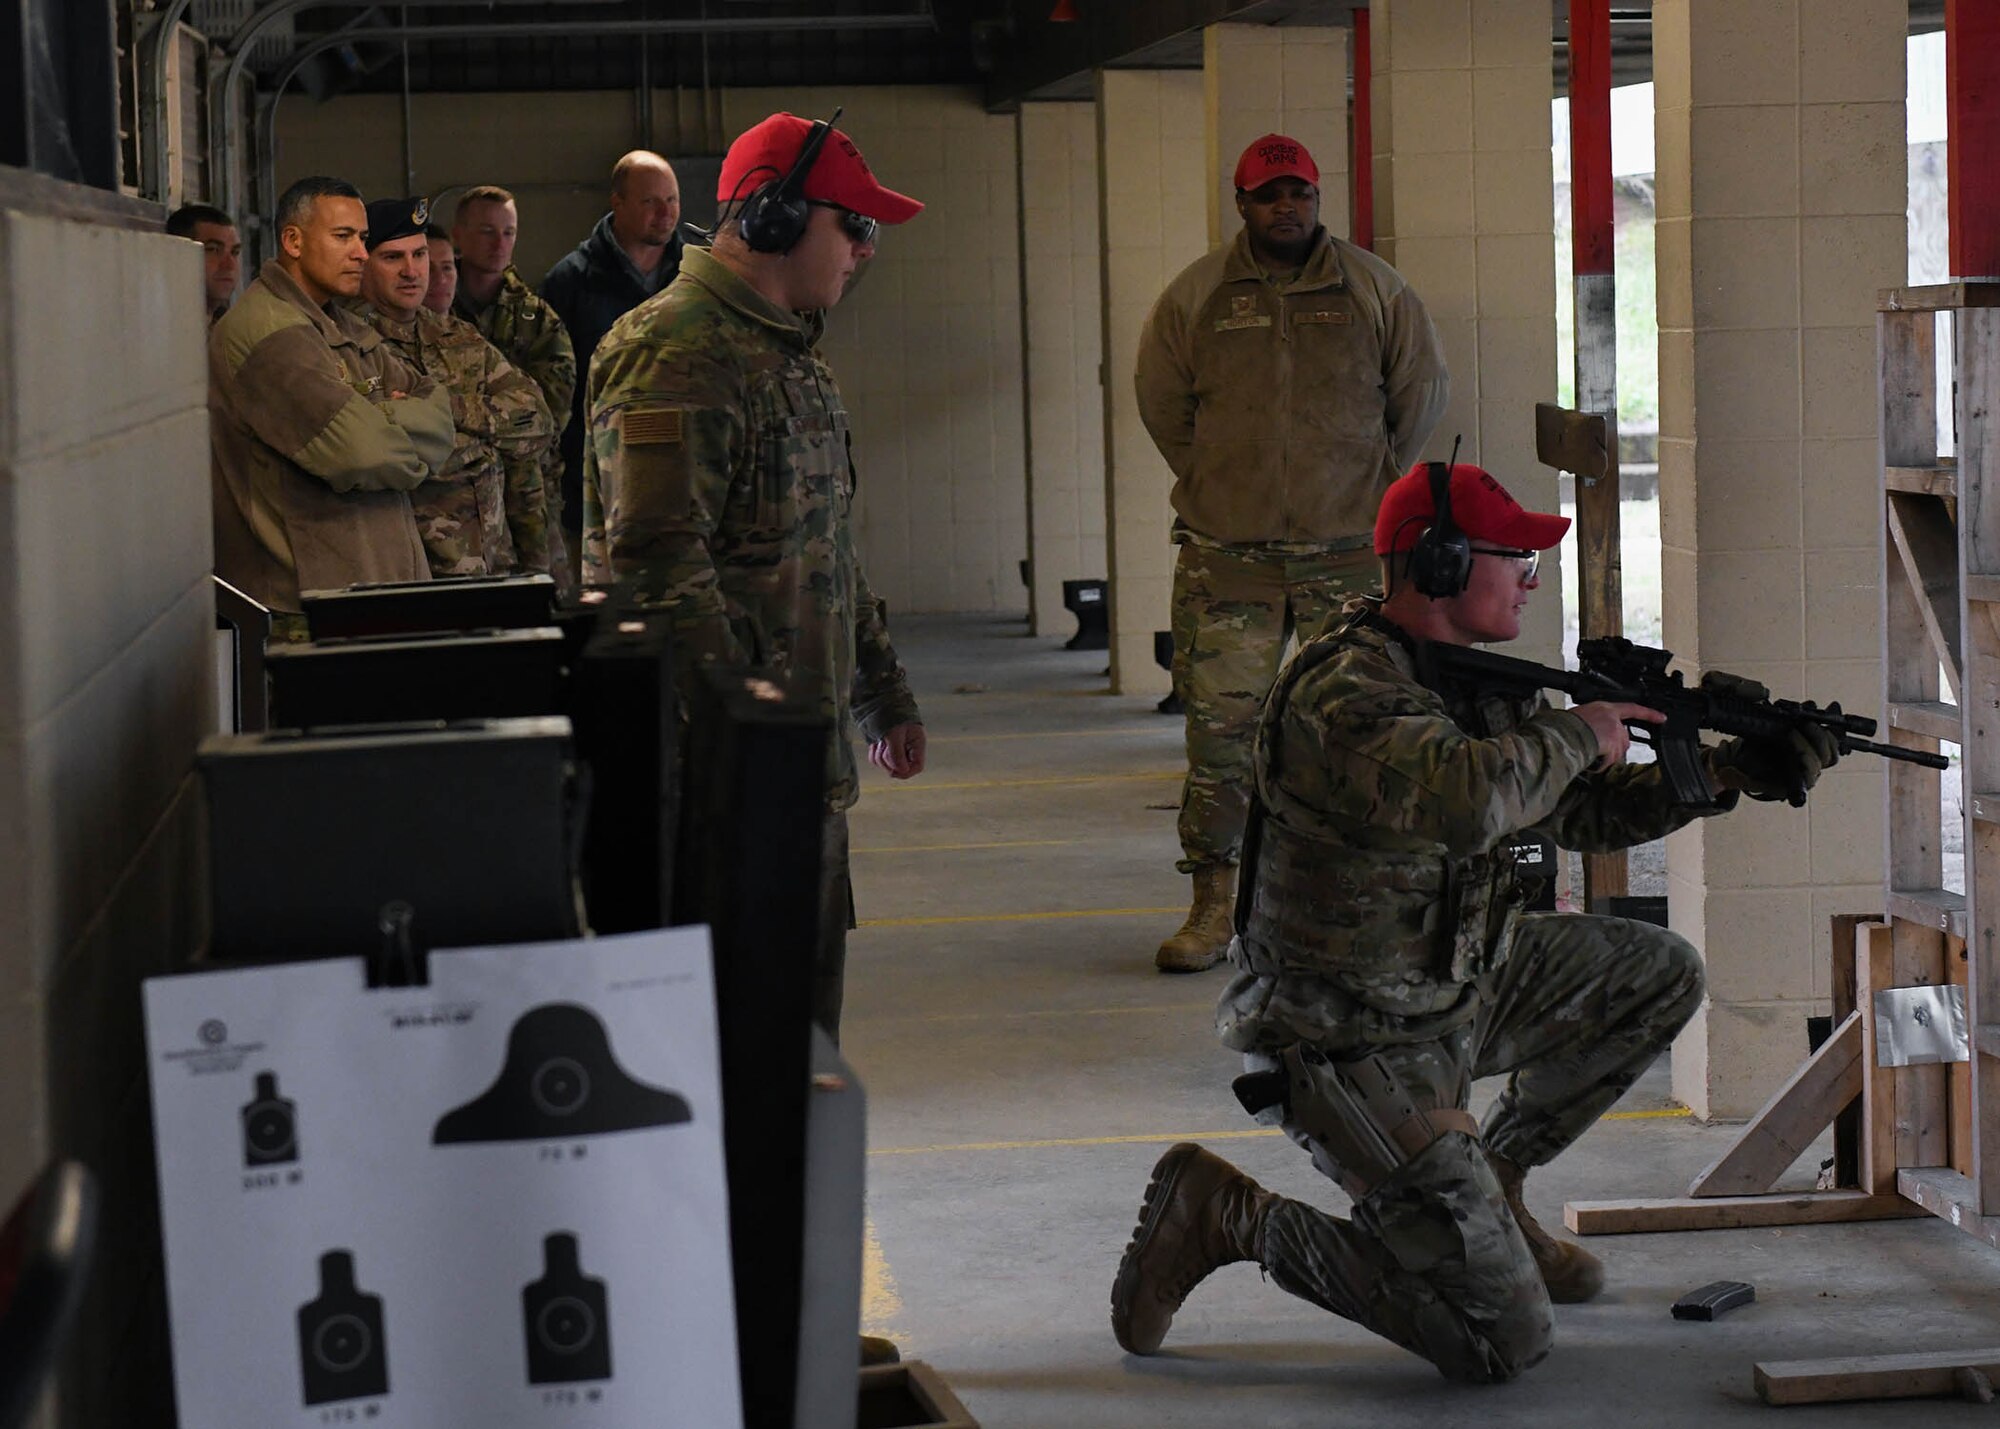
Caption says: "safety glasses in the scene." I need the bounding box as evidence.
[1469,545,1541,581]
[809,201,879,246]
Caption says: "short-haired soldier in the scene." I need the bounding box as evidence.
[583,113,926,1039]
[209,176,454,629]
[352,198,557,578]
[1110,461,1840,1384]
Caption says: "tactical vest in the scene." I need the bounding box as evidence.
[1236,612,1528,991]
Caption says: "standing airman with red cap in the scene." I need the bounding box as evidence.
[583,112,927,1048]
[1135,133,1450,973]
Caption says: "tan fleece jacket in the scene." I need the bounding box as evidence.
[1134,227,1448,547]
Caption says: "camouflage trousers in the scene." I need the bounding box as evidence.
[1171,541,1377,873]
[1241,912,1704,1382]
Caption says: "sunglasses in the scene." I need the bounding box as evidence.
[809,201,879,246]
[1469,545,1541,580]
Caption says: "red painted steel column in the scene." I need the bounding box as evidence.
[1351,7,1373,251]
[1948,0,2000,279]
[1568,0,1625,908]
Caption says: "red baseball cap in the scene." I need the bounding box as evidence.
[1234,133,1320,191]
[718,113,923,225]
[1374,462,1571,555]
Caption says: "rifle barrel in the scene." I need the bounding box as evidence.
[1848,736,1949,771]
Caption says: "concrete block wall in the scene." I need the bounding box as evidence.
[0,194,214,1426]
[276,84,1028,617]
[1653,0,1903,1119]
[1019,101,1107,638]
[1204,23,1351,248]
[1098,69,1209,699]
[1371,0,1562,665]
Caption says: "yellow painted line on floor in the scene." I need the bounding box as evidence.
[878,1001,1214,1024]
[859,906,1183,928]
[924,727,1170,744]
[851,838,1080,854]
[869,1105,1692,1158]
[861,1217,905,1344]
[873,769,1181,792]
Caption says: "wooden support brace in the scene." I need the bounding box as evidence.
[1861,922,1901,1194]
[1564,1190,1925,1236]
[1685,1011,1861,1197]
[1755,1348,2000,1406]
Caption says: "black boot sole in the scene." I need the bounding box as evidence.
[1110,1141,1205,1355]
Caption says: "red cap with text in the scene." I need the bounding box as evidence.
[718,113,924,225]
[1233,133,1320,191]
[1374,462,1572,555]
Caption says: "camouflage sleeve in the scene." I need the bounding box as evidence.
[1380,283,1449,470]
[519,305,578,440]
[587,343,754,665]
[1132,285,1196,478]
[1532,735,1740,852]
[502,454,552,574]
[484,346,557,460]
[1288,650,1601,858]
[850,556,920,741]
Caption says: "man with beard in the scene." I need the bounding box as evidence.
[1134,134,1450,973]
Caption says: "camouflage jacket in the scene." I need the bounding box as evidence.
[356,302,557,575]
[1218,598,1734,1052]
[582,246,920,810]
[457,265,576,442]
[210,260,454,612]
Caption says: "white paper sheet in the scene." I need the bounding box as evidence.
[144,927,741,1428]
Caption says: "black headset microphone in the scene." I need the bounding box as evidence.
[1405,435,1471,598]
[737,106,843,255]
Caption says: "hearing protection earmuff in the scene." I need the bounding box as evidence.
[737,107,842,255]
[1406,439,1472,598]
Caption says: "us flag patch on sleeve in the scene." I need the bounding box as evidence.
[623,408,684,445]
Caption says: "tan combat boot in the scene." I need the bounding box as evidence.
[1155,865,1236,973]
[1110,1142,1275,1354]
[1490,1153,1604,1303]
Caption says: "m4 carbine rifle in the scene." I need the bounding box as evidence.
[1416,635,1948,810]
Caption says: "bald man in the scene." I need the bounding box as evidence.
[541,150,690,555]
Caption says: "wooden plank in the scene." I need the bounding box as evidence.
[1755,1347,2000,1406]
[1957,308,2000,1215]
[1888,888,1968,938]
[1892,918,1954,1171]
[1969,572,2000,606]
[1879,282,2000,312]
[1886,491,1965,701]
[1889,699,1961,743]
[1899,1166,2000,1251]
[1947,933,1973,1179]
[1971,792,2000,827]
[1861,923,1900,1194]
[1687,1012,1862,1197]
[1885,463,1958,498]
[1564,1190,1925,1236]
[1829,915,1879,1187]
[1878,308,1938,467]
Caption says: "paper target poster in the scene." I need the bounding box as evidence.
[143,927,740,1428]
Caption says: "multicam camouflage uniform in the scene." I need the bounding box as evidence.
[583,245,920,1030]
[1208,598,1725,1382]
[356,302,557,577]
[1171,535,1377,872]
[460,266,576,587]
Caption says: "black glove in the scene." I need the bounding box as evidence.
[1711,724,1841,804]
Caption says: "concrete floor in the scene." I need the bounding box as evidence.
[842,614,2000,1428]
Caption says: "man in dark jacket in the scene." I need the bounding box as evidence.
[541,150,689,555]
